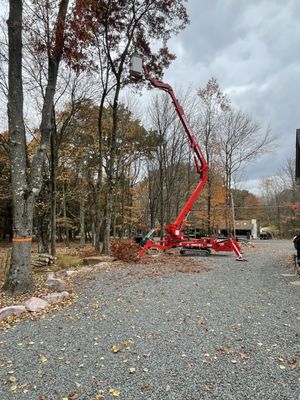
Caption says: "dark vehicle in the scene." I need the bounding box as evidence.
[293,235,300,273]
[260,232,272,240]
[293,235,300,270]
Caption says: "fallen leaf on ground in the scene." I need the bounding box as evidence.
[238,352,250,360]
[109,388,120,397]
[111,345,121,353]
[10,384,17,392]
[129,367,136,374]
[216,346,233,355]
[202,385,212,392]
[39,355,48,363]
[142,385,152,392]
[68,391,79,400]
[287,354,300,369]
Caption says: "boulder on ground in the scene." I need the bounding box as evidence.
[0,305,26,321]
[83,256,115,266]
[78,266,93,274]
[45,277,67,292]
[45,291,69,304]
[55,269,77,278]
[24,297,49,312]
[94,262,111,269]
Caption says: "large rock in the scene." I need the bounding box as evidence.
[94,262,112,269]
[24,297,49,312]
[0,305,26,321]
[289,281,300,286]
[45,277,67,292]
[55,269,77,278]
[45,291,69,304]
[78,266,93,274]
[83,256,115,266]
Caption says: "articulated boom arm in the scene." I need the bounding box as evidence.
[144,67,208,240]
[139,66,245,261]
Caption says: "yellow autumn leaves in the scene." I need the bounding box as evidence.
[111,344,121,353]
[109,388,121,397]
[111,339,131,353]
[39,354,48,363]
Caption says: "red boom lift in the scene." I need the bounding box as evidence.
[130,56,245,261]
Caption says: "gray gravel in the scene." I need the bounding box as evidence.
[0,240,299,400]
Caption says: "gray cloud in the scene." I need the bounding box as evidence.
[165,0,300,191]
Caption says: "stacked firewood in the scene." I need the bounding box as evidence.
[0,249,11,283]
[32,253,56,268]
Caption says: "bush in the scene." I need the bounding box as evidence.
[110,239,140,263]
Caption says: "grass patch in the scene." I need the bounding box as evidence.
[55,254,83,271]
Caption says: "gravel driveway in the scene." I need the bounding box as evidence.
[0,240,299,400]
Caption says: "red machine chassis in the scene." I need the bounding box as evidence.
[139,66,245,261]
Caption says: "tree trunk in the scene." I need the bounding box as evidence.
[102,189,113,253]
[207,177,212,234]
[120,169,128,238]
[94,95,105,253]
[102,82,121,254]
[3,198,35,294]
[94,188,102,253]
[36,204,50,254]
[148,168,157,229]
[92,221,95,246]
[37,221,49,254]
[36,167,50,254]
[4,0,34,294]
[113,212,117,238]
[127,181,133,237]
[50,110,57,256]
[62,182,70,247]
[159,157,164,240]
[79,198,85,249]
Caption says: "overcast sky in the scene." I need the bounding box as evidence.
[163,0,300,194]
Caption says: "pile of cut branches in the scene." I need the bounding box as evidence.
[110,239,140,263]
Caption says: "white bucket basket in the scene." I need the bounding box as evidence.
[130,54,143,77]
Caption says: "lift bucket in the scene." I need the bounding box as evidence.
[130,54,143,77]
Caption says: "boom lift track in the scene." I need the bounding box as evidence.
[134,62,245,261]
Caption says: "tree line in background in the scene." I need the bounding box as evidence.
[0,0,189,294]
[0,1,299,294]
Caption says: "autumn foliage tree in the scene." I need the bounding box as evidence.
[197,77,230,234]
[67,0,189,253]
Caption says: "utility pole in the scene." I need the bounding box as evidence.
[231,191,236,237]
